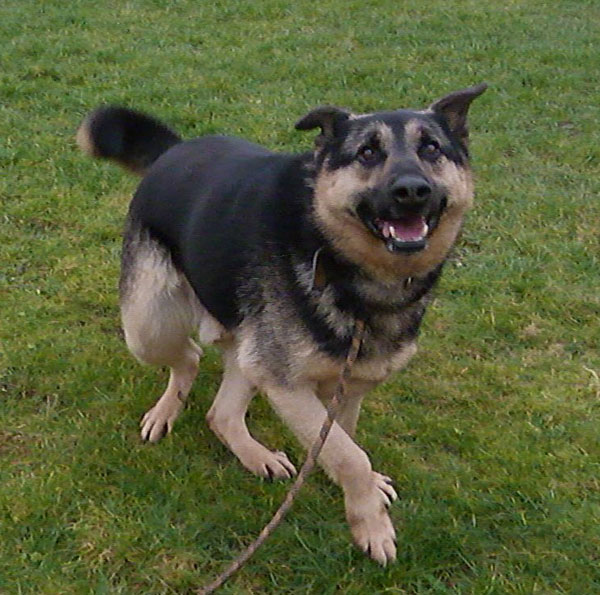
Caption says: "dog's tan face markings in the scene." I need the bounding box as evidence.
[401,117,475,209]
[299,85,486,280]
[312,115,474,281]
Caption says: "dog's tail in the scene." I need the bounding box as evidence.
[76,106,181,176]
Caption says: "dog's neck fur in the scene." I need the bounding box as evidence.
[291,203,444,324]
[293,159,444,306]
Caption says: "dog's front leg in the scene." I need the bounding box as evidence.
[206,347,297,480]
[265,385,397,565]
[316,378,377,439]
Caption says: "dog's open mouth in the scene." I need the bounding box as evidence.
[355,194,447,254]
[360,212,432,253]
[374,215,429,253]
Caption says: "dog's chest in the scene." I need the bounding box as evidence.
[294,332,419,385]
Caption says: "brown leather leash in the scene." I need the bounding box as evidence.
[198,319,366,594]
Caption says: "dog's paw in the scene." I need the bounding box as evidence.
[140,397,185,443]
[238,445,297,480]
[346,472,398,566]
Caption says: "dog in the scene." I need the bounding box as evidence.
[77,83,487,565]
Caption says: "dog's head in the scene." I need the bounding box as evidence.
[296,84,487,278]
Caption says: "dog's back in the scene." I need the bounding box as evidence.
[79,107,316,328]
[129,134,314,329]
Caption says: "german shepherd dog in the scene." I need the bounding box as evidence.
[77,83,486,564]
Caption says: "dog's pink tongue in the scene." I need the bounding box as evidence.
[387,215,427,241]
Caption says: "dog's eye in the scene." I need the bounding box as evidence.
[357,145,378,164]
[420,140,441,160]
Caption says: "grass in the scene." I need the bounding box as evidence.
[1,0,599,592]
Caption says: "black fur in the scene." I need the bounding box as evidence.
[82,94,484,360]
[127,136,317,330]
[84,107,181,174]
[123,130,439,358]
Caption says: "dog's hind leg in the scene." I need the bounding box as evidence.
[137,337,201,442]
[121,232,203,442]
[206,347,297,479]
[265,385,397,565]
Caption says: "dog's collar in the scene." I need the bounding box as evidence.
[308,246,415,293]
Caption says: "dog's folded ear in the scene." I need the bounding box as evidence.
[295,106,351,141]
[429,83,488,142]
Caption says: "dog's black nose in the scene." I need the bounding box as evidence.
[391,176,432,203]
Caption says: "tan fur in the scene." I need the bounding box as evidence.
[75,117,96,157]
[264,383,398,563]
[206,346,296,479]
[313,162,473,281]
[312,111,474,282]
[120,239,204,365]
[403,118,424,147]
[121,236,220,442]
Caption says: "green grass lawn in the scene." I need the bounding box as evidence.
[1,0,599,592]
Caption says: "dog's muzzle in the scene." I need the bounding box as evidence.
[356,175,446,254]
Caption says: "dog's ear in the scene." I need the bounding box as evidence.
[429,83,487,142]
[295,106,351,141]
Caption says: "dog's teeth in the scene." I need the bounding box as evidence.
[423,223,429,237]
[381,222,390,238]
[389,225,397,239]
